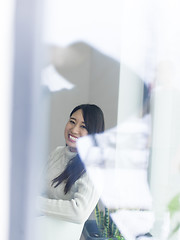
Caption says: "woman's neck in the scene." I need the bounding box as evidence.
[69,147,77,152]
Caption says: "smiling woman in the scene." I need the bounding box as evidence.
[64,104,104,152]
[64,109,88,152]
[37,104,104,240]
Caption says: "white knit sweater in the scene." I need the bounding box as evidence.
[37,146,100,224]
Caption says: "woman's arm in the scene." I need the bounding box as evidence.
[37,173,100,224]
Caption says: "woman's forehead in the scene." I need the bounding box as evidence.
[70,109,84,121]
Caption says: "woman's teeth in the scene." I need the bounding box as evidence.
[69,135,77,142]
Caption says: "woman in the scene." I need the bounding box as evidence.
[37,104,105,239]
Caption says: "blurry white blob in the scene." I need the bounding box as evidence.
[41,64,74,92]
[77,115,154,238]
[111,210,154,240]
[77,115,152,209]
[77,115,151,170]
[83,167,152,210]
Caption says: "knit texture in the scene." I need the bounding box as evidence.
[37,146,100,224]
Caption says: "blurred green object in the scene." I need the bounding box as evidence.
[168,192,180,217]
[168,192,180,238]
[95,204,125,240]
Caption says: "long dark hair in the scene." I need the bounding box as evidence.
[52,104,105,194]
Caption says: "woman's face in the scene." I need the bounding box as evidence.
[64,109,88,152]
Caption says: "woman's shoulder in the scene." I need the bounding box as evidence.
[48,146,66,165]
[50,146,65,156]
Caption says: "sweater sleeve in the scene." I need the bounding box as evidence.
[37,173,101,224]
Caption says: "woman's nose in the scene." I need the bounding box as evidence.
[71,124,80,134]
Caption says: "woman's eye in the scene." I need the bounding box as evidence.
[70,120,75,124]
[81,125,86,129]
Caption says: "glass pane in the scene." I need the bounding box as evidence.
[36,1,180,240]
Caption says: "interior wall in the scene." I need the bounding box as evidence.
[89,46,120,129]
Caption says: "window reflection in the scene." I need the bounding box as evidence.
[36,0,180,240]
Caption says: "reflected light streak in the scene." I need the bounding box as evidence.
[41,64,75,92]
[0,0,14,239]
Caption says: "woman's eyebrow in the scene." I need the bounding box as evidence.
[70,117,76,120]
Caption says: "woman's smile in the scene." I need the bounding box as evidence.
[68,134,78,143]
[64,109,88,151]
